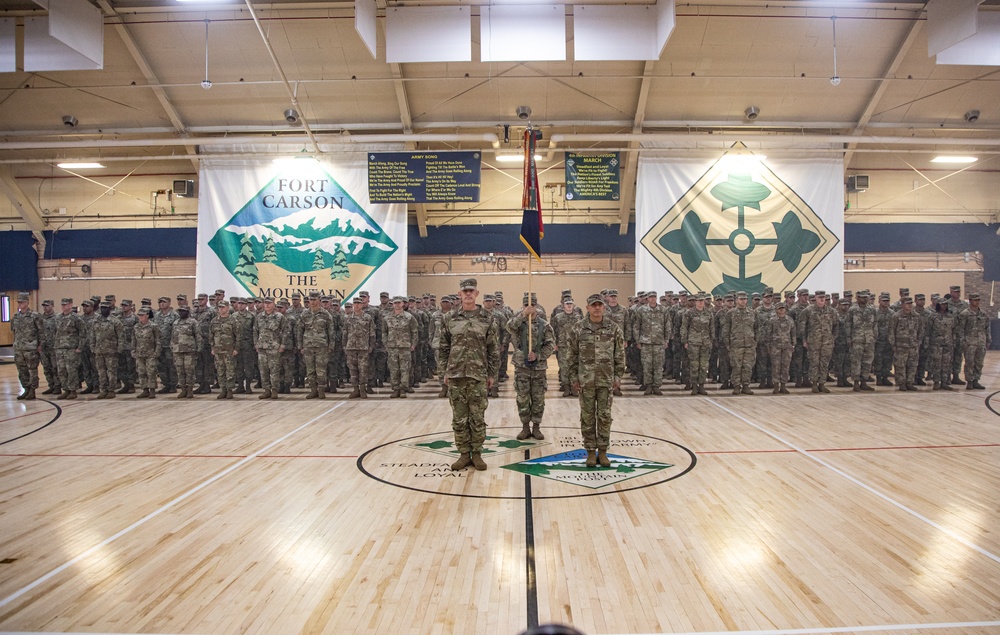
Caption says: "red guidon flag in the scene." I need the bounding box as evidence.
[519,129,543,261]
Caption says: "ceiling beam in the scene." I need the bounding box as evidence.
[0,166,47,250]
[619,61,655,235]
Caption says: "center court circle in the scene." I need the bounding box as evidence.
[357,427,697,500]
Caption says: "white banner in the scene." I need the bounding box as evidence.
[637,149,844,295]
[196,155,407,301]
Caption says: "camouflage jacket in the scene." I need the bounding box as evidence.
[713,308,730,349]
[431,310,446,350]
[79,313,96,350]
[888,310,924,349]
[90,315,126,354]
[298,308,335,349]
[788,302,811,340]
[195,306,215,350]
[958,307,991,347]
[153,309,178,346]
[755,305,776,340]
[438,305,499,382]
[235,311,256,348]
[875,307,893,341]
[846,305,877,345]
[834,310,850,348]
[171,316,202,354]
[11,309,45,351]
[133,320,162,357]
[636,305,671,346]
[724,306,758,349]
[343,312,376,352]
[551,310,581,346]
[682,308,714,347]
[41,310,58,348]
[799,304,837,346]
[764,314,795,349]
[383,311,418,349]
[913,306,933,345]
[329,311,344,350]
[566,316,625,388]
[948,297,969,317]
[253,311,288,351]
[604,304,625,335]
[929,312,958,348]
[363,306,384,345]
[506,314,555,370]
[210,314,241,354]
[119,313,138,351]
[54,312,85,350]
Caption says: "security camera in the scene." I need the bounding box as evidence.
[965,109,980,123]
[744,106,760,121]
[516,105,531,120]
[830,76,841,86]
[62,115,78,128]
[284,108,299,124]
[201,79,212,90]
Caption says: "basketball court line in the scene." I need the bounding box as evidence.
[0,453,361,459]
[704,398,1000,565]
[0,402,346,611]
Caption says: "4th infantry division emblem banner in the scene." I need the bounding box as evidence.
[636,146,843,295]
[196,155,407,300]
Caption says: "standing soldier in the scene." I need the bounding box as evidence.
[359,292,385,392]
[78,299,98,394]
[153,296,179,394]
[298,292,335,399]
[432,296,454,398]
[495,291,513,383]
[800,291,837,393]
[724,291,758,395]
[482,294,502,398]
[384,295,418,398]
[669,291,687,387]
[39,299,60,395]
[54,298,84,400]
[276,299,297,394]
[552,298,580,397]
[438,278,499,472]
[344,296,376,399]
[91,301,125,399]
[958,293,990,390]
[507,293,555,440]
[874,293,894,386]
[566,293,624,468]
[889,296,924,391]
[929,297,958,391]
[289,291,306,389]
[912,294,932,386]
[117,300,138,394]
[754,290,775,389]
[832,298,852,387]
[133,306,161,399]
[194,293,215,394]
[171,305,201,399]
[253,297,287,400]
[12,292,45,400]
[715,294,734,390]
[325,296,344,394]
[233,298,257,395]
[788,289,811,387]
[765,302,795,394]
[682,293,714,396]
[210,300,240,399]
[846,291,877,392]
[946,285,969,384]
[636,291,671,396]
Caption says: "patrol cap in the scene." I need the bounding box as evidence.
[359,291,370,297]
[736,291,748,298]
[562,289,572,295]
[775,301,788,309]
[899,287,909,294]
[440,296,453,304]
[713,295,722,301]
[61,297,73,305]
[177,294,187,301]
[797,288,809,296]
[236,297,247,305]
[900,296,913,304]
[380,291,390,298]
[217,300,230,308]
[483,294,495,301]
[407,295,417,302]
[262,296,274,303]
[969,293,981,300]
[784,290,795,298]
[586,293,605,306]
[141,298,152,305]
[309,291,321,299]
[121,299,133,306]
[215,289,226,296]
[460,278,478,290]
[177,305,190,313]
[392,295,406,303]
[291,292,302,299]
[330,297,341,305]
[82,299,94,307]
[914,293,926,300]
[608,289,619,296]
[197,293,208,299]
[751,293,761,299]
[429,294,436,299]
[104,294,115,301]
[522,292,538,306]
[764,287,774,295]
[494,291,504,298]
[137,307,152,316]
[724,294,735,301]
[815,290,826,297]
[42,299,54,306]
[879,293,890,300]
[600,289,608,296]
[678,290,689,296]
[16,291,29,302]
[276,298,289,307]
[158,296,170,303]
[844,290,853,297]
[950,285,961,291]
[839,299,849,305]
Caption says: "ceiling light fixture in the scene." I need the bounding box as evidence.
[201,19,212,89]
[744,106,760,121]
[964,110,980,123]
[57,162,105,169]
[62,115,78,128]
[930,156,977,164]
[829,16,841,86]
[496,153,543,163]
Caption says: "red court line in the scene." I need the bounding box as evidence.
[698,442,1000,455]
[0,452,360,459]
[259,454,360,458]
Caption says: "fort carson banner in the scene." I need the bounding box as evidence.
[196,155,407,301]
[637,148,844,295]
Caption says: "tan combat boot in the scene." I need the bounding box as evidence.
[470,452,487,471]
[741,385,754,395]
[597,449,611,468]
[65,390,77,400]
[451,453,472,471]
[531,423,544,440]
[216,389,227,400]
[585,450,597,468]
[349,386,361,399]
[270,389,279,399]
[389,389,400,399]
[317,388,325,399]
[437,385,448,398]
[819,383,831,393]
[516,424,531,440]
[306,388,319,399]
[259,389,271,400]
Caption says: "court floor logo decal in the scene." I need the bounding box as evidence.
[502,450,674,489]
[402,433,549,459]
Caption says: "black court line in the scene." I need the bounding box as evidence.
[0,399,62,447]
[523,448,539,630]
[986,390,1000,418]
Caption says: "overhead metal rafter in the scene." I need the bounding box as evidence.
[0,166,46,250]
[619,60,654,236]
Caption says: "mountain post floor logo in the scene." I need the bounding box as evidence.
[502,449,674,489]
[207,163,397,299]
[640,149,839,295]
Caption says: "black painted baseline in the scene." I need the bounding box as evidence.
[0,399,63,446]
[986,390,1000,418]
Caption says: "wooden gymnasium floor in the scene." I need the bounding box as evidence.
[0,354,998,635]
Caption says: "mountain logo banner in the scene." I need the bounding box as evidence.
[196,156,406,300]
[637,147,843,295]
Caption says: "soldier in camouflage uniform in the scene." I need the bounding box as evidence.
[552,298,580,397]
[133,307,161,398]
[800,291,837,393]
[153,296,179,394]
[344,296,376,399]
[947,285,970,385]
[788,289,811,388]
[54,298,84,400]
[116,300,138,394]
[432,296,454,398]
[384,296,418,398]
[359,292,385,392]
[912,294,932,385]
[669,292,687,386]
[507,292,555,440]
[91,301,126,399]
[724,291,758,395]
[234,298,257,395]
[38,299,60,395]
[12,292,44,400]
[289,292,306,388]
[874,293,894,386]
[566,294,624,469]
[481,294,502,398]
[958,293,991,390]
[439,278,499,472]
[715,294,734,390]
[298,292,335,399]
[171,305,201,399]
[604,290,625,396]
[253,297,288,400]
[929,297,958,390]
[846,291,877,392]
[682,293,714,396]
[323,296,343,393]
[754,290,775,389]
[832,298,852,387]
[636,291,671,395]
[78,299,99,394]
[194,294,216,394]
[765,302,795,394]
[889,296,924,391]
[210,300,240,399]
[276,299,297,394]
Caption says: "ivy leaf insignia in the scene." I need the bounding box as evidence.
[659,211,711,273]
[772,211,821,272]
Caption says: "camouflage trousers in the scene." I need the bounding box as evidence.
[257,349,281,391]
[832,343,850,381]
[850,340,875,380]
[448,377,489,453]
[687,343,711,385]
[807,340,834,385]
[729,345,756,386]
[347,350,370,388]
[197,348,215,388]
[515,368,546,424]
[280,350,296,388]
[302,347,329,390]
[640,345,665,389]
[929,344,954,386]
[173,352,197,388]
[135,355,158,391]
[94,354,119,393]
[80,346,97,388]
[874,340,893,380]
[671,340,685,381]
[214,351,236,391]
[328,345,344,385]
[755,342,771,385]
[915,342,929,381]
[40,345,58,390]
[235,347,256,386]
[119,351,136,387]
[14,350,40,389]
[158,348,177,389]
[717,344,731,386]
[55,349,81,391]
[893,344,918,386]
[499,339,510,378]
[952,339,964,378]
[964,343,986,383]
[579,385,613,451]
[769,345,793,384]
[387,347,411,391]
[556,347,572,389]
[790,340,809,383]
